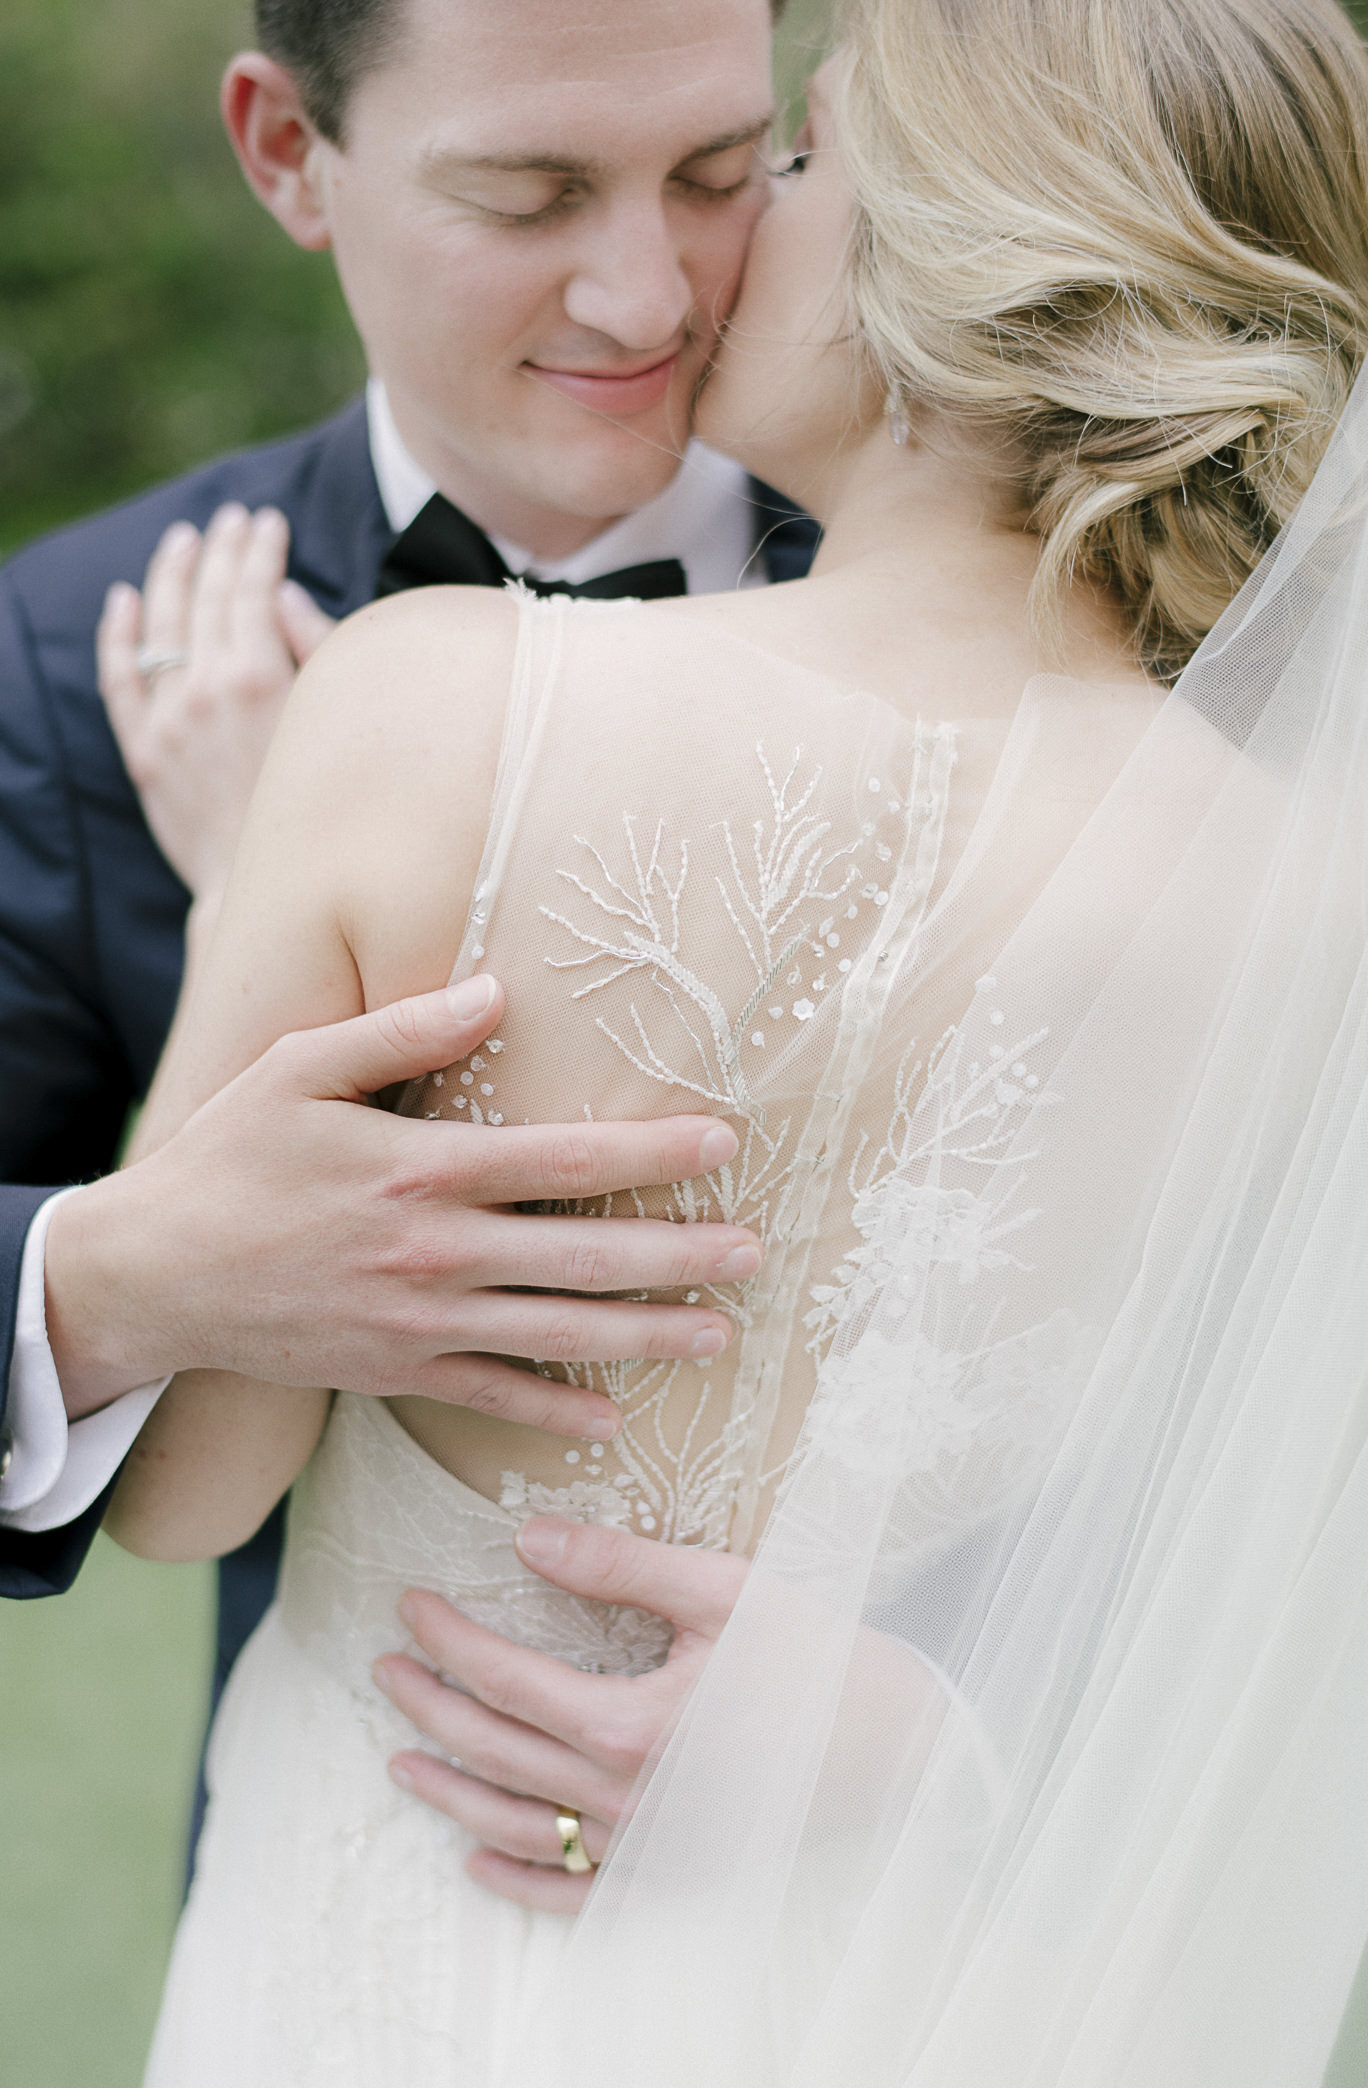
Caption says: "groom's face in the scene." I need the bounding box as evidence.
[295,0,775,548]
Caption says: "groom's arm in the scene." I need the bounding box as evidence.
[0,556,759,1584]
[0,559,158,1595]
[0,1190,115,1598]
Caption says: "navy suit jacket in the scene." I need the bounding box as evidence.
[0,399,818,1677]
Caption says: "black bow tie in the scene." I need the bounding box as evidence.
[375,492,687,602]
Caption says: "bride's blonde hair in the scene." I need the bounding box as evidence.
[839,0,1368,679]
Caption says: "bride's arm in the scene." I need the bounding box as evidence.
[105,588,516,1563]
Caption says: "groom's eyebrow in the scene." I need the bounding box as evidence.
[424,116,776,183]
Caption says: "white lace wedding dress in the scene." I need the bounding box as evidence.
[143,594,1152,2085]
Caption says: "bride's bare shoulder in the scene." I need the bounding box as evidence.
[270,581,519,849]
[262,585,522,1002]
[290,583,520,734]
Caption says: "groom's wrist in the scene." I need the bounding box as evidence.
[43,1171,181,1419]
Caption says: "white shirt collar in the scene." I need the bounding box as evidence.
[366,377,766,594]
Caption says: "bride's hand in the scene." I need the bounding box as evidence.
[97,503,335,914]
[373,1519,749,1913]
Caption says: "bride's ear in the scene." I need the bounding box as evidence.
[220,53,334,254]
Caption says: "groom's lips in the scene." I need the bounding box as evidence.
[524,353,681,416]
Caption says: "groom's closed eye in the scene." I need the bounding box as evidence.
[671,140,769,200]
[420,121,774,227]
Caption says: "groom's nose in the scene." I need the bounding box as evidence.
[561,198,694,351]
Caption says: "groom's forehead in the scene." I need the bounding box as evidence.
[364,0,776,145]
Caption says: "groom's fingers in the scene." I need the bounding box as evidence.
[442,1291,733,1365]
[443,1213,761,1295]
[446,1114,740,1208]
[279,983,744,1208]
[410,1353,621,1438]
[282,976,507,1099]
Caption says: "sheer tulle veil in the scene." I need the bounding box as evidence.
[507,362,1368,2085]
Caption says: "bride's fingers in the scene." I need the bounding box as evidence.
[277,578,336,665]
[370,1652,618,1821]
[97,582,149,744]
[386,1755,611,1867]
[187,502,252,661]
[385,1589,642,1765]
[227,507,292,654]
[515,1516,748,1640]
[463,1847,594,1914]
[139,519,202,662]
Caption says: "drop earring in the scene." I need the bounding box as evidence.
[884,391,910,446]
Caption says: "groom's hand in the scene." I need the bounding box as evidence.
[43,979,758,1435]
[373,1517,748,1913]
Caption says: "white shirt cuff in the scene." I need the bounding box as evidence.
[0,1188,169,1533]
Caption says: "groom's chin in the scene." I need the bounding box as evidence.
[512,396,695,521]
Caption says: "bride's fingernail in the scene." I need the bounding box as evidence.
[517,1517,570,1568]
[388,1759,416,1793]
[397,1594,418,1631]
[699,1125,738,1168]
[690,1324,728,1358]
[447,975,497,1020]
[372,1658,396,1695]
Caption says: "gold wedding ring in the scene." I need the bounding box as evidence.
[554,1807,594,1874]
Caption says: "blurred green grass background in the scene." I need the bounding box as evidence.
[2,1,1367,2083]
[0,0,362,557]
[0,1538,211,2086]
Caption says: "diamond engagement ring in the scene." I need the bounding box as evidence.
[554,1807,594,1874]
[136,645,189,683]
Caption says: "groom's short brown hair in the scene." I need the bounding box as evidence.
[256,0,789,145]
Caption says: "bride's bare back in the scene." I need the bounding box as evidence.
[373,555,1156,1553]
[108,437,1156,1567]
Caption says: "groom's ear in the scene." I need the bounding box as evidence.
[220,53,334,255]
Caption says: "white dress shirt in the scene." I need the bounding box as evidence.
[0,384,773,1533]
[366,379,767,594]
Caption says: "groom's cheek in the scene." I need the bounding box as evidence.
[697,180,776,341]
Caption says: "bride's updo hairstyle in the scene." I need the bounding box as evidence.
[839,0,1368,679]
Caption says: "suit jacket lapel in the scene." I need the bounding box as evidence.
[286,397,394,621]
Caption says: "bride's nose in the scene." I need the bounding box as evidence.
[562,200,693,351]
